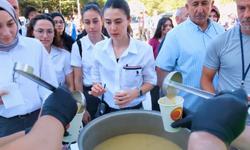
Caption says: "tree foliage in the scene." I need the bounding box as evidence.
[18,0,237,17]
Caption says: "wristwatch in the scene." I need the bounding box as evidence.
[137,88,143,97]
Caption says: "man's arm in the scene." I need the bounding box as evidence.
[188,132,227,150]
[0,131,24,147]
[200,66,217,94]
[0,116,64,150]
[231,126,250,150]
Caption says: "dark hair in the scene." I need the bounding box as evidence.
[0,7,4,11]
[103,0,130,20]
[23,5,37,19]
[86,1,102,10]
[26,15,62,48]
[81,4,102,20]
[153,17,174,39]
[103,0,132,36]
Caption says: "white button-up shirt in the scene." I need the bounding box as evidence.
[50,46,73,86]
[71,35,108,87]
[91,36,157,109]
[0,36,58,118]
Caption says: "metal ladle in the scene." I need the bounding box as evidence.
[162,71,250,115]
[162,71,215,99]
[13,62,86,114]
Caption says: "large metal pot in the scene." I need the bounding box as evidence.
[78,110,190,150]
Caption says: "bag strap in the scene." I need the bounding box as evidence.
[77,40,82,58]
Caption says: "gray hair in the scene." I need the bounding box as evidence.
[176,7,186,17]
[186,0,213,4]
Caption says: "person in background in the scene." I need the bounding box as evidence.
[175,7,189,25]
[148,17,173,111]
[64,16,72,34]
[22,5,39,36]
[209,5,220,22]
[137,12,144,41]
[50,13,75,52]
[76,1,110,40]
[73,10,81,33]
[23,5,39,22]
[27,15,74,92]
[0,1,58,137]
[89,0,156,114]
[149,17,173,60]
[156,0,225,111]
[6,0,26,36]
[157,6,188,54]
[71,4,108,124]
[143,11,151,42]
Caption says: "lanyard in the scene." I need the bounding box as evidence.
[239,26,250,88]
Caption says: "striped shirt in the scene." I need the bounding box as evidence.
[155,17,225,111]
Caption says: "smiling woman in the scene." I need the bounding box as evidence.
[0,7,18,50]
[26,15,74,92]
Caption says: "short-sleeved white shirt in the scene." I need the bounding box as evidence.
[91,36,157,109]
[0,36,58,118]
[50,46,73,86]
[71,35,108,86]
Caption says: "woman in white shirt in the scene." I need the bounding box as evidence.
[0,1,58,137]
[27,15,74,92]
[71,4,108,124]
[89,0,157,113]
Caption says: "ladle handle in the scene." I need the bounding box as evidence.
[168,80,215,99]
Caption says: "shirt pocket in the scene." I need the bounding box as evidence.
[122,65,142,86]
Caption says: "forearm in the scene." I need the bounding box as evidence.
[231,126,250,150]
[0,115,64,150]
[140,82,154,95]
[74,77,83,93]
[188,132,227,150]
[200,76,216,94]
[0,131,24,147]
[66,73,74,92]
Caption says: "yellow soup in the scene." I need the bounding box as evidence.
[93,133,182,150]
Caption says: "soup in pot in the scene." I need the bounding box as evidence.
[93,133,182,150]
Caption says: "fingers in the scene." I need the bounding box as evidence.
[0,91,9,96]
[88,84,106,97]
[0,91,9,105]
[116,99,132,108]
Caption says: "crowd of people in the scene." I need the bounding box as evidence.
[0,0,250,149]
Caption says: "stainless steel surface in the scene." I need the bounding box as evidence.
[78,110,190,150]
[14,62,34,74]
[72,91,86,114]
[162,71,182,98]
[162,71,215,99]
[13,62,56,91]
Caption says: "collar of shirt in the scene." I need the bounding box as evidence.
[50,45,62,59]
[102,35,138,60]
[84,34,108,50]
[187,16,213,32]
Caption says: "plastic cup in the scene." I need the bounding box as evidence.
[63,112,84,143]
[114,90,124,105]
[158,96,184,133]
